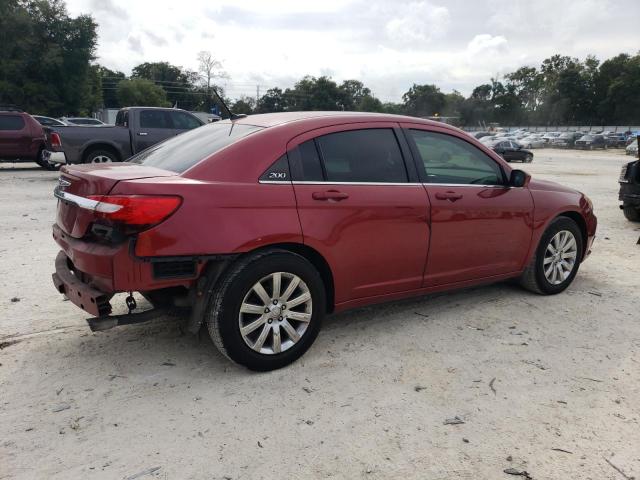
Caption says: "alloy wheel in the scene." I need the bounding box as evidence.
[543,230,578,285]
[238,272,312,354]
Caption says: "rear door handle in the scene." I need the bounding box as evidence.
[312,190,349,201]
[434,191,463,201]
[137,132,148,136]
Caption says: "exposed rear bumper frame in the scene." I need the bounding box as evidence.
[52,250,112,317]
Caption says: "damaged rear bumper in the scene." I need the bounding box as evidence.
[52,250,112,317]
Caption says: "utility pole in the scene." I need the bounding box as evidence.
[256,85,260,108]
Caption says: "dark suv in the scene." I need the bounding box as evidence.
[619,137,640,221]
[0,107,55,170]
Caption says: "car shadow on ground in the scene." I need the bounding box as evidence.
[14,282,533,379]
[11,271,609,389]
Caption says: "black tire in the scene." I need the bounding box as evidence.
[525,153,533,163]
[623,204,640,222]
[206,249,326,371]
[35,147,61,171]
[519,217,583,295]
[84,149,117,164]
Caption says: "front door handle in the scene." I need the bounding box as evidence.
[312,190,349,201]
[137,132,148,136]
[434,191,463,201]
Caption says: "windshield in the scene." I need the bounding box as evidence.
[128,121,263,173]
[580,135,594,140]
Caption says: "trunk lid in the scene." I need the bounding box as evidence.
[56,163,176,238]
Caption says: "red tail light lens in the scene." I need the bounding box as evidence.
[87,195,182,227]
[50,132,62,147]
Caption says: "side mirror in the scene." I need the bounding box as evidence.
[510,169,529,187]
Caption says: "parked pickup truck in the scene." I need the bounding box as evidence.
[43,107,204,165]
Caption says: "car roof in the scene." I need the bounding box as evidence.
[230,111,454,130]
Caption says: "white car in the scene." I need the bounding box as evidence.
[542,132,562,145]
[519,134,546,149]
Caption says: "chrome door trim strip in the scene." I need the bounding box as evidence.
[259,180,509,188]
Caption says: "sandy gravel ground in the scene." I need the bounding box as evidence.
[0,149,639,480]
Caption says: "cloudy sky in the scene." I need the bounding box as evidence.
[66,0,640,102]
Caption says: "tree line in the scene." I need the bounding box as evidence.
[2,0,639,125]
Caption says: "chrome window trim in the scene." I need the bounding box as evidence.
[259,180,510,188]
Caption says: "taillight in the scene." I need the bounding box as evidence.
[50,132,62,148]
[87,195,182,228]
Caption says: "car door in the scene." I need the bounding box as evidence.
[288,124,431,303]
[509,141,525,161]
[0,114,28,158]
[402,125,534,287]
[132,110,175,152]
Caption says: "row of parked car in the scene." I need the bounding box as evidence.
[472,129,639,156]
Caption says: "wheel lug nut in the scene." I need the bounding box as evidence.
[282,305,286,310]
[264,308,270,313]
[279,316,283,321]
[267,319,273,324]
[273,299,278,305]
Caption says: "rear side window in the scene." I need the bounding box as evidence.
[128,122,263,173]
[408,130,504,185]
[115,111,129,127]
[139,110,171,129]
[170,111,202,130]
[0,115,25,130]
[316,129,408,183]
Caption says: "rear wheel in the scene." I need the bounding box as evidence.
[524,153,533,163]
[519,217,583,295]
[623,204,640,222]
[206,249,326,371]
[84,149,117,164]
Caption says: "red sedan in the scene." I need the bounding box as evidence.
[51,112,597,370]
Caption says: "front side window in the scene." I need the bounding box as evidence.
[408,129,504,185]
[316,129,408,183]
[139,110,171,129]
[0,115,25,131]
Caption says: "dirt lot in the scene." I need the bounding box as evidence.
[1,149,639,480]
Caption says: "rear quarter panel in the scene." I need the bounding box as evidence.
[109,177,303,257]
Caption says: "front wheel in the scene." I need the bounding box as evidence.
[206,249,326,371]
[519,217,583,295]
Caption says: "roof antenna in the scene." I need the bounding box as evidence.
[210,87,246,121]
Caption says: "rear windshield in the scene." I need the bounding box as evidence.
[128,122,263,173]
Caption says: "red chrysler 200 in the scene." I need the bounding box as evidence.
[51,112,597,371]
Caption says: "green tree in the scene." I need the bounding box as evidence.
[116,78,170,107]
[402,84,446,117]
[231,96,255,115]
[256,88,286,113]
[97,65,126,108]
[0,0,98,116]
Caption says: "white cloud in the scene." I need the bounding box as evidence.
[63,0,640,101]
[385,1,450,46]
[466,34,507,57]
